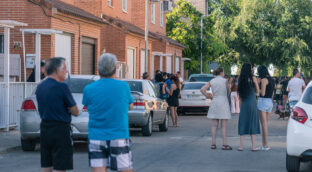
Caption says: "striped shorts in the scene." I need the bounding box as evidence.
[88,139,133,171]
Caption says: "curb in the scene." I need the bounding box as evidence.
[0,146,21,155]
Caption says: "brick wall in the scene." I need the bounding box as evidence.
[72,0,133,23]
[0,0,52,80]
[0,0,102,79]
[166,44,183,74]
[173,0,208,15]
[51,13,102,74]
[125,34,153,79]
[101,24,126,63]
[131,0,166,35]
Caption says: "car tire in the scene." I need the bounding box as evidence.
[286,153,300,172]
[142,115,152,136]
[21,139,36,151]
[159,112,169,132]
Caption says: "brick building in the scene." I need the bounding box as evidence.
[0,0,184,80]
[71,0,185,79]
[0,0,105,79]
[173,0,209,15]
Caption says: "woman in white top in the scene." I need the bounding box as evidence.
[200,68,232,150]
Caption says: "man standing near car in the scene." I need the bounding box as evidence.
[287,69,306,106]
[82,53,134,172]
[36,57,79,172]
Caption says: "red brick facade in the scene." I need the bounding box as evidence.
[0,0,102,79]
[1,0,184,80]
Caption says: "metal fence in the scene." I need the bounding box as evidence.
[0,82,37,130]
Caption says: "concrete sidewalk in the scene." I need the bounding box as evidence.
[0,130,21,154]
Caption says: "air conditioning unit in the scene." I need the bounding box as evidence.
[164,0,173,12]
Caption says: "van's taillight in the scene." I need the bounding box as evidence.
[82,106,88,112]
[22,100,36,111]
[292,107,308,124]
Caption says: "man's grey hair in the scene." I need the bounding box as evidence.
[98,53,117,77]
[45,57,66,75]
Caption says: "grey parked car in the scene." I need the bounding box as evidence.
[20,75,169,151]
[124,79,169,136]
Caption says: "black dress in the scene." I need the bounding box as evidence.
[168,88,180,107]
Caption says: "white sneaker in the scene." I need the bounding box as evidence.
[260,146,271,151]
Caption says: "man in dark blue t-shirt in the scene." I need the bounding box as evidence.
[36,57,79,172]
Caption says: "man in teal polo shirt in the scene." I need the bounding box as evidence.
[83,53,134,172]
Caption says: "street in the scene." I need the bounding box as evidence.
[1,114,312,172]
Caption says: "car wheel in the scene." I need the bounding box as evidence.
[286,153,300,172]
[142,115,152,136]
[159,112,169,132]
[21,138,36,151]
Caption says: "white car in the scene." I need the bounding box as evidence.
[178,82,212,115]
[286,81,312,172]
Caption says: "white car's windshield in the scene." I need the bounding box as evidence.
[183,83,205,90]
[189,76,214,82]
[64,79,94,93]
[302,87,312,104]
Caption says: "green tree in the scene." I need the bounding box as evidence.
[166,0,227,74]
[211,0,312,76]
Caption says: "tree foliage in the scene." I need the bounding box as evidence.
[167,0,312,76]
[166,0,227,74]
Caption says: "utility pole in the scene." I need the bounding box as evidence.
[144,0,149,73]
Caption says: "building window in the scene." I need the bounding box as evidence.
[108,0,113,7]
[122,0,127,12]
[160,1,164,26]
[151,3,155,24]
[0,34,3,54]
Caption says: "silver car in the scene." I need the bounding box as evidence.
[124,80,169,136]
[20,75,169,151]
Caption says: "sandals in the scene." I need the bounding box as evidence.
[237,147,244,151]
[211,144,217,150]
[251,147,260,152]
[211,145,233,150]
[222,145,232,150]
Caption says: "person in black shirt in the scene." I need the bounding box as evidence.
[36,57,79,172]
[257,65,274,151]
[154,70,163,83]
[281,76,289,110]
[27,60,46,82]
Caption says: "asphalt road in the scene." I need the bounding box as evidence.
[1,114,312,172]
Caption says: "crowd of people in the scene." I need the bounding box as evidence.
[153,70,184,127]
[34,51,309,171]
[200,64,307,152]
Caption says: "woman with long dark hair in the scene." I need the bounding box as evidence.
[167,75,181,127]
[257,65,274,151]
[238,63,260,151]
[200,68,232,150]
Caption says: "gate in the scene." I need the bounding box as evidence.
[0,82,37,130]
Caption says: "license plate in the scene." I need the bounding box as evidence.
[187,95,199,99]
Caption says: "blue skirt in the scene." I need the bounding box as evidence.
[238,94,260,135]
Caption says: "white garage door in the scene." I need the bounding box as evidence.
[166,56,172,73]
[127,48,136,79]
[140,50,148,78]
[175,56,180,73]
[55,34,72,73]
